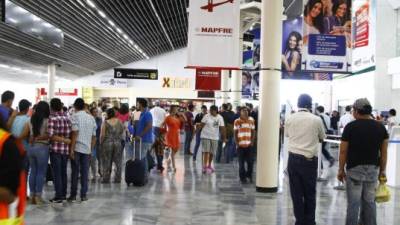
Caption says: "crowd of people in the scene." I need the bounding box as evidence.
[0,89,398,225]
[0,91,260,208]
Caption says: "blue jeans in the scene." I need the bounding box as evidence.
[27,144,49,195]
[216,137,234,163]
[288,153,318,225]
[346,165,379,225]
[184,130,193,154]
[50,152,69,199]
[193,131,201,160]
[70,152,90,198]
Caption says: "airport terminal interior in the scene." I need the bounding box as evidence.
[1,0,400,225]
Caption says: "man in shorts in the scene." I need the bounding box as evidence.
[199,105,226,174]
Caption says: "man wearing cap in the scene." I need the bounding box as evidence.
[338,98,388,225]
[285,94,326,225]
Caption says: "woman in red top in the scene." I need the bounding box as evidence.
[162,105,186,173]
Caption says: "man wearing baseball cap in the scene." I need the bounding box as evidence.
[338,98,388,225]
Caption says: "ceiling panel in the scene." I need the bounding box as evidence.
[0,0,189,77]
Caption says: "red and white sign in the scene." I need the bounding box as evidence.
[40,88,78,96]
[187,0,240,70]
[195,68,221,91]
[355,3,370,48]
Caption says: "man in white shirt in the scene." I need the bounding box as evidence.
[200,105,226,174]
[150,101,166,138]
[388,109,398,131]
[339,105,355,132]
[285,94,326,225]
[316,106,335,167]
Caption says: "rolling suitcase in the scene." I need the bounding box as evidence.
[125,139,147,186]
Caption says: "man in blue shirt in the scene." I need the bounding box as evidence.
[0,91,16,131]
[134,98,153,179]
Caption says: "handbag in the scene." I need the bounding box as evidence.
[376,176,391,203]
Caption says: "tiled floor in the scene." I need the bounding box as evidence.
[25,147,400,225]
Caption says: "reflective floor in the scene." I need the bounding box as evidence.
[25,146,400,225]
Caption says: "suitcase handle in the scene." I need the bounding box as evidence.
[132,138,142,160]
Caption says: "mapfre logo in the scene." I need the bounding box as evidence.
[201,0,234,12]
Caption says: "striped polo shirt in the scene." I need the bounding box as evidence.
[234,117,255,148]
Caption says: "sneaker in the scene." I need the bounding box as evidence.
[67,196,77,203]
[34,196,47,205]
[49,198,63,204]
[81,197,88,202]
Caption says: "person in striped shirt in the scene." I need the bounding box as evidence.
[234,107,256,184]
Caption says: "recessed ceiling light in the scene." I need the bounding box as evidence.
[108,20,115,26]
[98,10,106,18]
[117,28,122,34]
[86,0,96,8]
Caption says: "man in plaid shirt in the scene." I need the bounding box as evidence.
[48,98,72,204]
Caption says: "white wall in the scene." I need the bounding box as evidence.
[374,1,399,111]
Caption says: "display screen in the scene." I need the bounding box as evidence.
[3,0,64,47]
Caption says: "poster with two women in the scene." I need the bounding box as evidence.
[282,0,376,79]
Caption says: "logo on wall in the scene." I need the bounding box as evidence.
[162,77,191,89]
[201,0,234,12]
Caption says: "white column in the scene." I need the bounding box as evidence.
[221,70,230,104]
[256,0,282,193]
[231,23,243,108]
[48,63,56,101]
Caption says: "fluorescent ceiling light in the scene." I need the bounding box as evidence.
[11,67,21,71]
[22,69,32,73]
[32,15,41,22]
[108,20,115,26]
[44,23,52,28]
[77,0,85,7]
[117,28,122,34]
[129,40,134,44]
[123,34,129,40]
[98,10,106,18]
[134,44,139,49]
[0,64,10,68]
[86,0,96,8]
[8,18,18,23]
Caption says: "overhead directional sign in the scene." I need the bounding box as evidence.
[114,68,158,80]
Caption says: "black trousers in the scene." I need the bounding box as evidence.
[288,153,318,225]
[237,147,254,181]
[321,142,333,161]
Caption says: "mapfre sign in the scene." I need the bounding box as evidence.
[187,0,240,69]
[162,77,191,89]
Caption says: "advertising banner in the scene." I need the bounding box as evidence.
[352,0,376,73]
[195,68,221,91]
[187,0,240,69]
[282,16,332,80]
[301,0,352,73]
[114,68,158,80]
[242,28,260,99]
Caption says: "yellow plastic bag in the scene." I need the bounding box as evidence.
[375,182,391,203]
[0,217,23,225]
